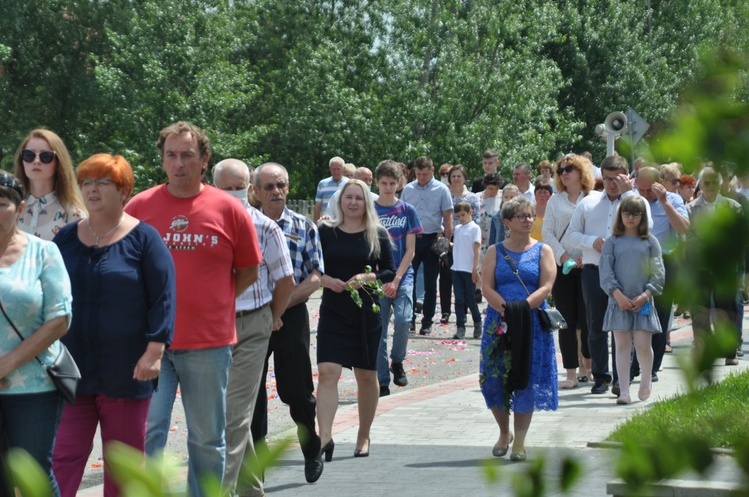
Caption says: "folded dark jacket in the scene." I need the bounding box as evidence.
[505,299,533,392]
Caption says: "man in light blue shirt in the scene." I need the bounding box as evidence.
[634,166,689,380]
[313,156,348,222]
[400,156,453,335]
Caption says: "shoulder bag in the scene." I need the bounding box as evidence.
[496,243,567,332]
[0,299,80,403]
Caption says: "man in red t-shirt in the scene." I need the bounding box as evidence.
[125,121,261,497]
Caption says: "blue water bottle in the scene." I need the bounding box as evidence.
[562,258,577,275]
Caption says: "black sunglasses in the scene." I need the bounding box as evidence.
[21,149,56,164]
[557,165,575,175]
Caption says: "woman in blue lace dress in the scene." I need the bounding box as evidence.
[480,197,557,461]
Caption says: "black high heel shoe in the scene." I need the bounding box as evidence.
[320,439,335,462]
[354,438,370,457]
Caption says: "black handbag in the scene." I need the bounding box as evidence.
[497,244,568,332]
[430,236,451,261]
[0,299,80,403]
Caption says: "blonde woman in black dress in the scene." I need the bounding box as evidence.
[317,180,395,460]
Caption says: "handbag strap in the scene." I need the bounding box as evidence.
[0,298,45,366]
[497,243,532,297]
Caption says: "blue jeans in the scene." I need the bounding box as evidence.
[377,281,414,386]
[0,390,63,497]
[451,270,481,328]
[146,346,232,497]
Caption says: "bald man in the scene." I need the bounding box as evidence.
[212,160,305,494]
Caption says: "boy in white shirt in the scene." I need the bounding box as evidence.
[451,201,482,339]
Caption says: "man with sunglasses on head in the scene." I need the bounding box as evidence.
[633,166,689,380]
[567,155,652,396]
[249,162,326,491]
[125,122,261,497]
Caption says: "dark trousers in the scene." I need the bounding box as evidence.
[411,234,440,326]
[439,258,452,317]
[553,265,590,370]
[251,303,320,460]
[451,270,481,327]
[581,265,614,384]
[691,272,739,360]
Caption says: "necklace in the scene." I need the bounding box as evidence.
[86,216,124,248]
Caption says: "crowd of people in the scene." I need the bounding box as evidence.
[0,126,746,497]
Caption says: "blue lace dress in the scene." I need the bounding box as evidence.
[480,242,558,413]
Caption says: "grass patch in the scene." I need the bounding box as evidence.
[608,370,749,449]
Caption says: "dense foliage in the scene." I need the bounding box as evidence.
[0,0,746,196]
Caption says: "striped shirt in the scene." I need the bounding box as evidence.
[315,176,348,212]
[264,206,325,284]
[236,205,294,312]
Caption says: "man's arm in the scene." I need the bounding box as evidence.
[235,266,259,297]
[287,269,322,308]
[653,185,690,234]
[313,201,322,222]
[442,210,454,240]
[270,275,295,330]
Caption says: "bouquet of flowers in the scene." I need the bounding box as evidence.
[346,265,385,313]
[479,318,513,410]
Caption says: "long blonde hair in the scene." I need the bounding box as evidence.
[324,179,383,259]
[14,129,86,213]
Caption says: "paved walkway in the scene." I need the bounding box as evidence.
[79,317,749,496]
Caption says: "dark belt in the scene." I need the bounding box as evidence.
[235,303,269,318]
[416,233,439,238]
[582,264,598,269]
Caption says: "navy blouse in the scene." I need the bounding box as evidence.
[54,221,176,399]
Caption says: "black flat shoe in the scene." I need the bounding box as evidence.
[320,439,335,462]
[354,438,370,457]
[304,453,324,483]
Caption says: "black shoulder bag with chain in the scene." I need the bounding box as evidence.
[0,299,80,403]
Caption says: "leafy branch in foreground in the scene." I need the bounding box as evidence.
[346,265,384,313]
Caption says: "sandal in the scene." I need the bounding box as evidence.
[559,379,579,389]
[577,375,589,383]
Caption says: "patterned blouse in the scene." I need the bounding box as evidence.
[18,192,86,241]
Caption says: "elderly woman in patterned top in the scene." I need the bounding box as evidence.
[0,172,72,496]
[14,129,86,240]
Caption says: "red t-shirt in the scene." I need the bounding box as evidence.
[125,184,261,349]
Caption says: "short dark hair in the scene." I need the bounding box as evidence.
[454,200,472,214]
[0,171,26,206]
[413,156,433,170]
[600,155,629,175]
[483,149,498,159]
[447,164,468,184]
[375,160,402,180]
[501,196,534,221]
[483,173,502,188]
[534,177,553,195]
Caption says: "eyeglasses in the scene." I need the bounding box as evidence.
[21,149,56,164]
[602,177,617,183]
[513,214,535,221]
[262,181,287,192]
[701,179,718,186]
[622,212,643,219]
[557,165,575,175]
[80,178,114,188]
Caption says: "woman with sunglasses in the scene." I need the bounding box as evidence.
[14,129,86,241]
[0,172,72,496]
[51,154,175,497]
[542,154,595,389]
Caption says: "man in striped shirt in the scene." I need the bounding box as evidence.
[213,159,300,496]
[313,156,347,222]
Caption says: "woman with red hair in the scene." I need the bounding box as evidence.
[51,154,176,497]
[678,175,697,205]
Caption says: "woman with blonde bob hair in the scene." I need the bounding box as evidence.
[543,154,595,389]
[52,154,175,497]
[14,129,86,240]
[316,179,395,460]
